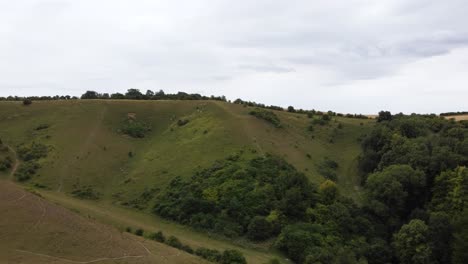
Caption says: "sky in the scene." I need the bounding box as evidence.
[1,0,467,114]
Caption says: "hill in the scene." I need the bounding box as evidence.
[0,180,208,263]
[0,99,372,263]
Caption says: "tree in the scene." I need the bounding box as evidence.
[428,212,453,264]
[145,90,154,98]
[393,219,432,264]
[287,106,296,113]
[22,98,32,106]
[452,209,468,264]
[377,111,392,122]
[319,180,338,204]
[247,216,272,241]
[81,90,99,99]
[125,88,143,99]
[365,165,426,225]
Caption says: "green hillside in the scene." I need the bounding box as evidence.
[0,99,372,263]
[0,100,372,200]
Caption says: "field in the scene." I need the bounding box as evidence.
[444,115,468,121]
[0,100,374,263]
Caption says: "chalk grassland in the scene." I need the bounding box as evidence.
[0,100,372,197]
[0,100,374,263]
[0,181,208,264]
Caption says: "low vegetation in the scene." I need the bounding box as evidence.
[249,109,282,128]
[71,185,101,200]
[119,119,151,138]
[14,142,48,181]
[126,228,247,264]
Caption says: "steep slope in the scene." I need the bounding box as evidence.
[0,180,207,264]
[0,100,373,263]
[0,100,372,200]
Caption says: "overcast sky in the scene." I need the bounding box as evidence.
[1,0,467,113]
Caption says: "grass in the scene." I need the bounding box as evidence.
[0,99,374,263]
[0,180,208,264]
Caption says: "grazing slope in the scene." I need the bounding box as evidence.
[0,100,373,263]
[0,181,207,264]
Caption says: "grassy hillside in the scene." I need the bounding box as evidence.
[0,180,208,264]
[0,100,372,197]
[0,100,373,263]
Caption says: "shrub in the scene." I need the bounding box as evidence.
[195,247,222,262]
[125,227,132,233]
[316,157,339,181]
[120,120,151,138]
[23,99,32,105]
[177,119,190,126]
[166,236,183,249]
[134,228,144,236]
[71,185,101,200]
[247,216,273,241]
[14,161,40,182]
[35,124,49,130]
[17,142,48,161]
[148,231,166,243]
[220,250,247,264]
[249,109,282,128]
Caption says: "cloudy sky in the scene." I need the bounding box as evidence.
[1,0,467,113]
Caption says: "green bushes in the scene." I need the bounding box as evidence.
[0,156,12,171]
[134,228,144,236]
[120,120,151,138]
[177,119,190,126]
[23,98,32,105]
[139,229,246,263]
[154,154,318,239]
[195,248,222,262]
[249,109,282,128]
[17,142,48,161]
[71,185,101,200]
[316,157,339,181]
[148,231,165,243]
[14,161,40,182]
[35,124,50,130]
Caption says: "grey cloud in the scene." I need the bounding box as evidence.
[1,0,468,112]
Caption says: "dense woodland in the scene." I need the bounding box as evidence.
[154,112,467,264]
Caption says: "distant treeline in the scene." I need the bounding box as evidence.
[1,88,370,119]
[440,111,468,116]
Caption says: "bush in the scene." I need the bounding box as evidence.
[23,99,32,105]
[71,185,101,200]
[134,228,144,236]
[250,109,282,128]
[316,157,339,181]
[148,231,166,243]
[195,247,222,262]
[177,119,190,126]
[35,124,49,130]
[17,142,48,161]
[220,250,247,264]
[125,227,132,233]
[247,216,273,241]
[120,120,151,138]
[14,161,40,182]
[166,236,183,249]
